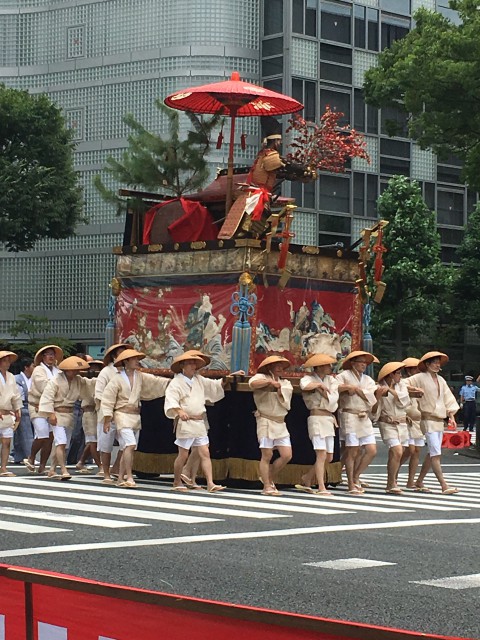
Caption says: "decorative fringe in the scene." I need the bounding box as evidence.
[133,453,342,485]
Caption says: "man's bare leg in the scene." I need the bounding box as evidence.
[415,454,431,488]
[182,447,201,486]
[173,447,190,488]
[270,445,292,487]
[407,445,421,488]
[259,448,274,489]
[119,445,135,484]
[386,445,403,491]
[37,434,54,474]
[344,446,360,491]
[0,437,11,474]
[314,449,332,494]
[353,443,376,487]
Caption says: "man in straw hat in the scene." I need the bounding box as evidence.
[249,355,293,496]
[0,351,22,477]
[336,350,386,495]
[74,360,105,475]
[404,351,459,494]
[398,357,425,489]
[39,356,92,480]
[376,362,412,494]
[95,343,129,484]
[23,344,63,475]
[296,353,339,496]
[165,353,228,493]
[102,349,170,488]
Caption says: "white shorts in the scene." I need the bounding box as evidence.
[97,422,116,453]
[33,417,52,439]
[85,433,97,444]
[259,436,291,450]
[311,435,335,453]
[0,426,14,439]
[426,431,443,457]
[117,428,140,450]
[175,436,209,450]
[408,437,425,447]
[385,437,409,448]
[52,425,72,448]
[345,433,376,447]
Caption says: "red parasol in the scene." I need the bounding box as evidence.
[164,71,303,212]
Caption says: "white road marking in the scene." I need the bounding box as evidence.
[0,491,217,525]
[304,558,396,570]
[1,517,480,559]
[0,483,284,520]
[0,614,4,640]
[0,506,148,529]
[412,574,480,590]
[38,622,67,640]
[0,520,68,534]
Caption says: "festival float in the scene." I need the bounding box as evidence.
[108,73,384,485]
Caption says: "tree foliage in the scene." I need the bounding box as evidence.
[455,203,480,329]
[94,100,221,202]
[370,176,453,358]
[0,85,84,251]
[363,0,480,189]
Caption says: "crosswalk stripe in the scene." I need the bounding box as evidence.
[17,476,398,515]
[0,482,288,520]
[0,506,149,529]
[0,519,68,534]
[0,489,218,525]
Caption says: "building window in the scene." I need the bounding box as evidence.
[67,25,85,59]
[291,181,316,209]
[263,37,283,57]
[354,7,379,51]
[293,0,317,37]
[321,1,351,45]
[320,87,350,123]
[381,14,410,51]
[264,0,284,35]
[264,78,283,93]
[380,0,411,16]
[292,78,317,122]
[319,174,350,213]
[381,105,409,137]
[353,173,378,217]
[262,56,284,76]
[65,107,85,141]
[437,190,464,226]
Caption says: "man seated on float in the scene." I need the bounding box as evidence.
[101,349,170,488]
[164,353,227,493]
[249,355,293,496]
[296,353,339,496]
[246,128,284,192]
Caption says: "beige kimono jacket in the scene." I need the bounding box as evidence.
[300,373,339,439]
[249,373,293,440]
[164,374,224,438]
[94,363,118,424]
[28,363,60,420]
[101,371,169,431]
[336,369,377,438]
[376,379,411,444]
[80,377,97,437]
[0,371,23,429]
[39,373,88,429]
[406,396,424,440]
[404,372,459,434]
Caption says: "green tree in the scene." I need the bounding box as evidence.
[363,1,480,189]
[456,203,480,329]
[370,176,453,359]
[0,85,84,251]
[10,314,51,341]
[94,100,221,202]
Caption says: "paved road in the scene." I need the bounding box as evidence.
[0,452,479,638]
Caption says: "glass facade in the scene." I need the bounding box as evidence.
[0,0,474,341]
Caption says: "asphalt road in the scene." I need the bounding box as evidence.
[0,448,479,639]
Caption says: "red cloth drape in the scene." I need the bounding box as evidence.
[142,198,217,244]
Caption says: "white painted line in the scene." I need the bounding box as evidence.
[38,622,67,640]
[0,492,217,525]
[0,614,5,640]
[0,506,148,529]
[1,516,480,559]
[326,492,468,512]
[304,558,396,570]
[0,519,68,534]
[412,574,480,590]
[0,483,284,520]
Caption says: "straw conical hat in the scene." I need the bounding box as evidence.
[418,351,448,371]
[0,350,18,363]
[171,353,207,374]
[34,345,64,366]
[402,357,420,369]
[89,360,104,367]
[113,349,146,366]
[377,361,405,382]
[103,343,131,365]
[304,353,336,369]
[182,349,211,367]
[59,356,90,372]
[341,350,375,370]
[257,355,291,374]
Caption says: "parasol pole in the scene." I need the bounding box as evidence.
[225,105,238,215]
